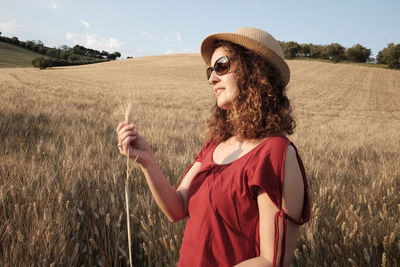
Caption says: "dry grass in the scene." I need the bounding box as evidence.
[0,55,399,266]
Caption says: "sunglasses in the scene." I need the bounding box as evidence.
[206,56,231,80]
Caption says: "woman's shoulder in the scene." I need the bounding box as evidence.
[259,135,292,151]
[248,135,293,163]
[200,140,219,151]
[194,140,218,162]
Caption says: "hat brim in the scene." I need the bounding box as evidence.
[201,33,290,86]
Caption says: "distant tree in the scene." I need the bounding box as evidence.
[39,46,48,55]
[281,41,301,59]
[49,58,67,67]
[18,41,26,48]
[25,41,35,50]
[72,45,87,56]
[32,57,47,69]
[2,34,119,67]
[46,48,60,58]
[59,50,70,60]
[376,50,385,64]
[324,43,346,63]
[11,37,20,45]
[86,48,102,58]
[308,44,324,58]
[101,50,109,59]
[44,58,53,68]
[299,44,311,57]
[32,44,42,53]
[59,45,70,51]
[57,45,72,59]
[346,44,371,63]
[107,52,121,60]
[68,54,80,62]
[377,43,400,69]
[33,40,44,47]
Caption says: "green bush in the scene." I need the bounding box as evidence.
[346,44,371,63]
[32,57,47,69]
[377,43,400,69]
[324,43,346,63]
[68,54,80,62]
[309,44,324,58]
[281,41,301,59]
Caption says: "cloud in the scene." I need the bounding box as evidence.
[51,2,60,9]
[140,31,183,43]
[0,21,17,33]
[165,47,195,55]
[105,5,112,11]
[85,34,117,49]
[175,32,183,43]
[140,32,156,41]
[80,19,90,29]
[66,32,77,40]
[66,32,78,44]
[106,37,123,50]
[183,48,196,53]
[65,32,124,51]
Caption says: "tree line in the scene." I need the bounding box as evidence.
[0,33,121,69]
[279,41,399,69]
[1,32,398,70]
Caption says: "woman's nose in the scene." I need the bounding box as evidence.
[208,70,219,85]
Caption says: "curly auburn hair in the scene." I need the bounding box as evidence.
[203,41,296,143]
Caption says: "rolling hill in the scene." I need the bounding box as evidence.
[0,41,43,68]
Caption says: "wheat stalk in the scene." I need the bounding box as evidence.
[120,101,138,266]
[125,149,134,266]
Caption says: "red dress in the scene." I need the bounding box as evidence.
[176,136,311,267]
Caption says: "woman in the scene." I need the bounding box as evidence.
[116,27,310,267]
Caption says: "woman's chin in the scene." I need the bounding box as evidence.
[217,101,232,111]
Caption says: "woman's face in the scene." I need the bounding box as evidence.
[208,46,240,111]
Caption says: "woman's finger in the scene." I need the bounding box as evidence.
[116,121,128,133]
[118,130,138,144]
[118,130,138,146]
[119,133,137,147]
[122,135,137,153]
[117,123,136,137]
[119,135,136,155]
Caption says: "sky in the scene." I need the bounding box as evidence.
[0,0,399,59]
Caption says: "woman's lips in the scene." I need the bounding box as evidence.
[214,88,224,96]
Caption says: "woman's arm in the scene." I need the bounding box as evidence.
[116,121,201,222]
[139,160,201,222]
[234,145,305,267]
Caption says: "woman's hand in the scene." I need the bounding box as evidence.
[116,121,155,167]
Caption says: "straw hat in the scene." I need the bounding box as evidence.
[201,27,290,86]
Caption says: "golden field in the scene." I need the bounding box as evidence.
[0,55,399,266]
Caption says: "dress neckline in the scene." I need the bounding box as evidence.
[210,136,285,166]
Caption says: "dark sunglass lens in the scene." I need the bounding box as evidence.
[214,61,229,74]
[206,56,230,80]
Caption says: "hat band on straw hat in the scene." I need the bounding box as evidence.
[201,27,290,86]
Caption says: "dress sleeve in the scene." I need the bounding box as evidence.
[193,142,210,162]
[174,142,210,189]
[247,139,287,208]
[247,138,310,267]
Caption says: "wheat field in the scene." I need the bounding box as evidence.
[0,54,399,266]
